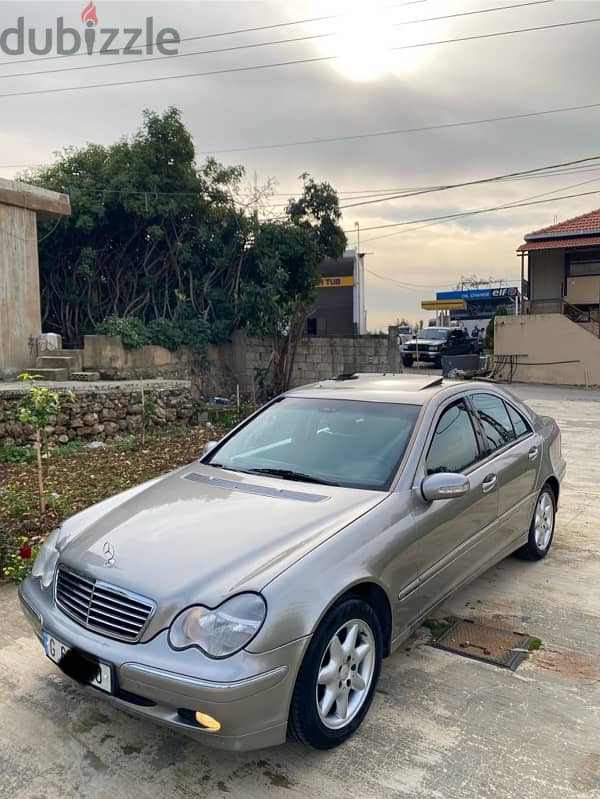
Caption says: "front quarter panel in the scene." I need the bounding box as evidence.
[246,491,416,654]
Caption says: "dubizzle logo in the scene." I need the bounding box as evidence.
[0,3,180,57]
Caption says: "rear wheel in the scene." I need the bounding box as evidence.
[515,483,556,560]
[288,598,382,749]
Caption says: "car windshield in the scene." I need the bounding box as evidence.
[417,329,447,340]
[206,397,420,491]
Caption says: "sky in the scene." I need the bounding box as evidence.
[2,0,600,329]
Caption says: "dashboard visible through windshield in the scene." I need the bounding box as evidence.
[206,397,420,491]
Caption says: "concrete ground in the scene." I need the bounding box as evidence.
[1,382,599,798]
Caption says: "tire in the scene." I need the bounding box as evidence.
[402,357,413,368]
[288,598,383,749]
[515,483,556,561]
[434,358,442,370]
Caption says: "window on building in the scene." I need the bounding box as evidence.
[567,252,600,277]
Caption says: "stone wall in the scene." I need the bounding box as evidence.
[83,336,194,381]
[0,382,194,446]
[83,328,400,397]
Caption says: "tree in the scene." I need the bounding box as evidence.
[28,110,346,395]
[241,175,346,394]
[16,375,73,514]
[485,306,508,351]
[28,108,248,345]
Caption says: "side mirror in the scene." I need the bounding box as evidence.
[421,473,470,502]
[202,441,219,458]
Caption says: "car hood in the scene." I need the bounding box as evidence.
[58,463,386,619]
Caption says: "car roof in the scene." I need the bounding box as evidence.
[286,373,470,405]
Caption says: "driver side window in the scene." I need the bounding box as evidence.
[426,400,481,475]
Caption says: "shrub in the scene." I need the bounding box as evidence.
[146,318,185,351]
[95,315,151,349]
[94,315,210,354]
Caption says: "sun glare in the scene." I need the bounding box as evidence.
[322,1,432,82]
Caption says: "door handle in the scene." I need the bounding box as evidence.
[528,446,539,461]
[482,474,497,494]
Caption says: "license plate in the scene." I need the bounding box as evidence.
[42,631,112,694]
[412,353,418,359]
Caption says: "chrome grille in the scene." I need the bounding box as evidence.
[55,566,155,642]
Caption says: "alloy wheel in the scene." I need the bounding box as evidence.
[315,619,375,730]
[534,490,554,550]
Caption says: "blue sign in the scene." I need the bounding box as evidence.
[437,287,518,301]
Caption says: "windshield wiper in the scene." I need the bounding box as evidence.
[248,468,339,486]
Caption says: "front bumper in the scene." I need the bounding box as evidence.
[19,577,310,751]
[402,350,442,362]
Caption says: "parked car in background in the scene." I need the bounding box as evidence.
[402,327,482,368]
[19,375,564,752]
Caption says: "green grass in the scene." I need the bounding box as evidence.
[0,444,35,463]
[422,616,459,639]
[528,637,542,651]
[50,440,88,457]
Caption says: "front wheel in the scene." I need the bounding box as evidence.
[402,356,413,367]
[288,598,382,749]
[515,483,556,560]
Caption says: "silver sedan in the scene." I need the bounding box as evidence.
[19,374,565,751]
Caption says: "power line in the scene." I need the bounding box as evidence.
[339,155,600,209]
[361,173,600,244]
[0,1,428,69]
[204,98,600,156]
[0,15,596,101]
[350,185,600,236]
[0,2,551,82]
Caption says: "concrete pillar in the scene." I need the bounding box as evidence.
[0,178,70,376]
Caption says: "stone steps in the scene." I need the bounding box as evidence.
[35,349,84,379]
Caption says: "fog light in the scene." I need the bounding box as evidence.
[195,711,221,731]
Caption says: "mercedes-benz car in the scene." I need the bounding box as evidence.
[19,374,565,751]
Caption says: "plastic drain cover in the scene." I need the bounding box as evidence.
[432,619,534,670]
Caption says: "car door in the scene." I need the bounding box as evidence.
[469,392,541,547]
[409,397,500,611]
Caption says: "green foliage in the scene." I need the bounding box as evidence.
[95,315,150,349]
[114,435,139,452]
[16,374,69,430]
[0,444,36,463]
[29,109,346,363]
[50,440,87,457]
[94,315,211,354]
[485,306,508,351]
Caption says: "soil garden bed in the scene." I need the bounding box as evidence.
[0,426,226,579]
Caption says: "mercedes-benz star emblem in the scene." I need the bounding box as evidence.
[102,541,116,568]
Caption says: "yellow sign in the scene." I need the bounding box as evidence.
[319,276,354,288]
[421,299,467,310]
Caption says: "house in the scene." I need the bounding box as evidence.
[305,249,367,336]
[494,208,600,385]
[519,208,600,315]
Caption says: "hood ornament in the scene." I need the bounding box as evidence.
[102,541,116,568]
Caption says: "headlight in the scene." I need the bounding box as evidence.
[429,344,441,351]
[168,593,266,658]
[31,529,60,590]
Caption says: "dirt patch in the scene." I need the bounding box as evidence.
[530,648,600,682]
